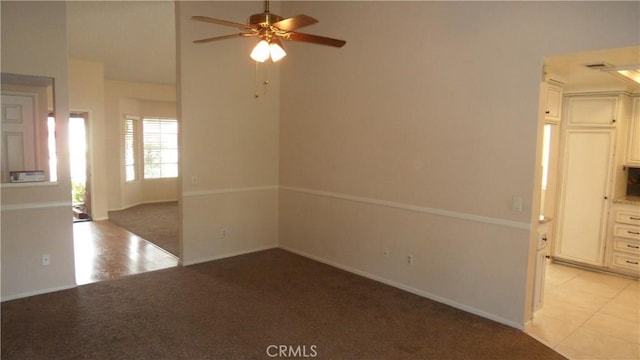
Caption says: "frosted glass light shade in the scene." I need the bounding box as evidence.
[250,40,270,62]
[269,42,286,62]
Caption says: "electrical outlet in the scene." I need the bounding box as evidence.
[191,176,198,185]
[406,255,413,265]
[383,248,390,259]
[220,227,228,240]
[42,254,51,266]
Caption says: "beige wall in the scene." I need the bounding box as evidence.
[104,80,177,211]
[278,1,639,328]
[177,1,280,264]
[1,2,74,300]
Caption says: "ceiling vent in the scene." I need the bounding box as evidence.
[584,62,612,70]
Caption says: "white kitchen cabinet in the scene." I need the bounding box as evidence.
[545,84,563,123]
[554,128,614,265]
[608,204,640,276]
[533,221,551,312]
[625,96,640,166]
[565,95,619,127]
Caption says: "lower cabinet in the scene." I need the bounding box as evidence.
[608,204,640,276]
[533,222,551,312]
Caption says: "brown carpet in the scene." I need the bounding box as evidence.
[1,249,565,360]
[108,201,179,256]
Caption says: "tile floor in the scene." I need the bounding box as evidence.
[74,220,178,285]
[526,260,639,360]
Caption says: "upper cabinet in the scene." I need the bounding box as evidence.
[625,96,640,166]
[565,95,620,127]
[545,84,563,123]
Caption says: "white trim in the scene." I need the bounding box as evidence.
[181,245,277,266]
[1,283,77,302]
[183,185,529,230]
[1,200,71,212]
[280,245,524,330]
[281,186,530,231]
[183,185,278,198]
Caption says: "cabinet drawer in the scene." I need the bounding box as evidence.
[614,238,640,255]
[614,224,640,240]
[611,253,640,272]
[616,210,640,226]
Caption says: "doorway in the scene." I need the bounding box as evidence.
[527,47,640,358]
[69,113,91,221]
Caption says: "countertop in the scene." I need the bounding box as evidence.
[613,196,640,206]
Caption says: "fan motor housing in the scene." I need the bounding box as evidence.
[249,12,283,27]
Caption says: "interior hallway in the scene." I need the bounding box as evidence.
[526,261,639,360]
[73,220,179,285]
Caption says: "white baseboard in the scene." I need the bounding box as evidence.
[1,283,77,302]
[181,245,277,266]
[279,245,525,330]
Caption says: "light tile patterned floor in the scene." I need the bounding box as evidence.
[526,261,639,360]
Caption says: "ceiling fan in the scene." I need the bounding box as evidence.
[192,0,346,63]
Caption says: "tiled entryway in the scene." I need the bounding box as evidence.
[74,220,178,285]
[526,261,639,360]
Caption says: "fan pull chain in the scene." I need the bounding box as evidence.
[253,61,271,99]
[254,61,260,98]
[263,61,270,96]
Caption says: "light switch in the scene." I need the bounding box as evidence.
[512,196,523,212]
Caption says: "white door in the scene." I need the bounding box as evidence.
[1,94,36,182]
[555,129,614,265]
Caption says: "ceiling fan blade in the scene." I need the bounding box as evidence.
[191,16,254,31]
[193,33,255,44]
[286,32,346,48]
[273,14,318,31]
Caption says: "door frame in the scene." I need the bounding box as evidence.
[70,112,92,220]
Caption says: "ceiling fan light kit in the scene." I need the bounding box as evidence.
[268,40,287,62]
[192,0,346,63]
[250,39,271,62]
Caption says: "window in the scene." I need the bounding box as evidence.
[124,117,137,182]
[143,118,178,179]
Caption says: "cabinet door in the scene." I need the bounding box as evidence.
[545,85,563,122]
[566,96,618,127]
[626,97,640,166]
[555,129,614,265]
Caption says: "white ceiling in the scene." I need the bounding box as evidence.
[67,1,176,85]
[545,46,640,91]
[66,2,638,91]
